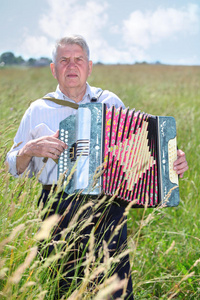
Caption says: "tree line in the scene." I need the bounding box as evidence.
[0,52,51,67]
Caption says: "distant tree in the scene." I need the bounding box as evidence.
[0,51,52,66]
[15,56,25,65]
[27,58,36,66]
[0,52,26,65]
[0,52,16,65]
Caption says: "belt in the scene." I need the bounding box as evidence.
[42,185,57,191]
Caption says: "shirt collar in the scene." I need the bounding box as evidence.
[55,84,92,104]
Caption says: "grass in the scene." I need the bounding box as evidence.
[0,64,200,299]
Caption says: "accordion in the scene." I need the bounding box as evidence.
[58,103,179,207]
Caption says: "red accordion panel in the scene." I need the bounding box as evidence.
[103,106,158,206]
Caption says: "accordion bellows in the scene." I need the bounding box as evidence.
[58,103,179,207]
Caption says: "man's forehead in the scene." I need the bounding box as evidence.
[58,44,85,56]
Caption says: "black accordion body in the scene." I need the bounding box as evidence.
[58,103,179,208]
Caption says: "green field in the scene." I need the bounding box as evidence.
[0,64,200,299]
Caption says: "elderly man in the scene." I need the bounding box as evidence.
[6,35,188,299]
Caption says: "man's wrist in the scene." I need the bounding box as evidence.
[16,145,33,175]
[17,142,33,159]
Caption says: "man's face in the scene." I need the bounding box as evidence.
[50,44,92,97]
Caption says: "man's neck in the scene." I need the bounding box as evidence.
[60,85,87,103]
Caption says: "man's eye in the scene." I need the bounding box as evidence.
[76,57,83,62]
[61,58,69,63]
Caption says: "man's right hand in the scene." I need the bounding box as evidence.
[16,130,67,175]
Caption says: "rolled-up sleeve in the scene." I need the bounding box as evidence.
[6,106,34,178]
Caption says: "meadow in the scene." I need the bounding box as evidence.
[0,64,200,299]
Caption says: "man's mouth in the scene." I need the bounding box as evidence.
[67,73,78,78]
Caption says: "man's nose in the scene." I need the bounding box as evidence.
[68,59,76,67]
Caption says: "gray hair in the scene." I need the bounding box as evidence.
[52,35,90,63]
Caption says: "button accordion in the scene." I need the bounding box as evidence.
[58,103,179,207]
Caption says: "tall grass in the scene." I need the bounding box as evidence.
[0,64,200,299]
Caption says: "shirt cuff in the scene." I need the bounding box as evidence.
[6,150,19,177]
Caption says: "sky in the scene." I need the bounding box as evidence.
[0,0,200,65]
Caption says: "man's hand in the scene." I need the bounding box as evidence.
[24,130,67,160]
[16,130,67,174]
[173,149,188,178]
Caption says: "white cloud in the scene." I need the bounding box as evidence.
[19,0,140,64]
[122,4,200,49]
[176,54,199,66]
[19,0,111,60]
[20,36,54,59]
[39,0,108,40]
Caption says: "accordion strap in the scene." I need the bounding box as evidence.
[43,96,79,109]
[43,89,104,109]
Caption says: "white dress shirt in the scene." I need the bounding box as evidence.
[6,83,125,185]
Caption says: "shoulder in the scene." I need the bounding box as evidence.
[89,85,125,109]
[29,92,58,110]
[30,98,45,107]
[99,90,125,109]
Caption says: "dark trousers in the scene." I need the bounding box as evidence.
[38,190,134,299]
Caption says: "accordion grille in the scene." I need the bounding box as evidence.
[103,107,158,206]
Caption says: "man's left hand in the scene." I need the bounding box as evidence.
[173,149,188,178]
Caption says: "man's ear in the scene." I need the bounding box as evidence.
[88,60,93,77]
[50,63,57,79]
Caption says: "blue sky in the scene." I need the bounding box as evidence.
[0,0,200,65]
